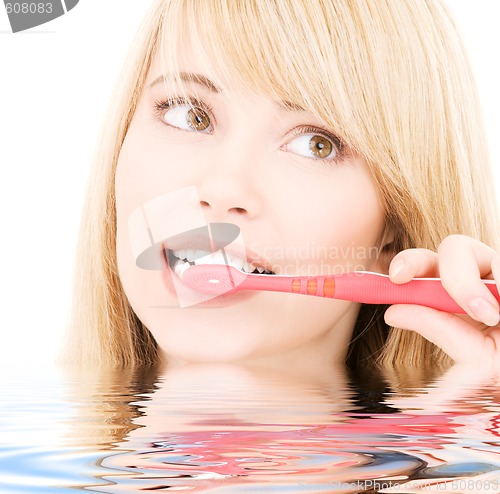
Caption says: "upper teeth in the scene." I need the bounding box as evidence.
[172,249,210,262]
[169,249,270,274]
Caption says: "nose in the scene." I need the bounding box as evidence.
[197,151,264,222]
[198,171,262,221]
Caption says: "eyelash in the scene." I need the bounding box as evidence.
[154,97,215,130]
[153,97,346,164]
[287,125,346,164]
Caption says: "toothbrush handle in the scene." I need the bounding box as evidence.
[243,270,499,314]
[331,272,500,314]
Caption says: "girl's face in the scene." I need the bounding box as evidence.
[115,51,388,368]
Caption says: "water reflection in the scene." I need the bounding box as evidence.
[1,363,500,493]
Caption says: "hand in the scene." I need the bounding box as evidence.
[384,234,500,371]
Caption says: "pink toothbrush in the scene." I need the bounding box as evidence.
[182,264,500,314]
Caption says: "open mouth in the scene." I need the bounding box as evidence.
[165,248,276,278]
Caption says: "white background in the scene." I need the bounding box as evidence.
[0,1,498,368]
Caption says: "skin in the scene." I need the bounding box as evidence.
[115,51,391,372]
[116,50,500,374]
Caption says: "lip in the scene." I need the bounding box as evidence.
[242,248,278,274]
[188,289,261,307]
[162,223,240,253]
[156,224,281,306]
[156,223,278,274]
[164,233,219,253]
[159,235,279,306]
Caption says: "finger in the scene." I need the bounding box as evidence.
[384,304,497,367]
[437,235,500,326]
[389,248,439,284]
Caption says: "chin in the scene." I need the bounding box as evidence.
[162,347,258,365]
[152,326,263,364]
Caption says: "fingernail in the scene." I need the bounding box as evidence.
[390,260,405,279]
[468,297,500,326]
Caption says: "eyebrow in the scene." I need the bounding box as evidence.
[148,72,222,93]
[279,100,305,112]
[148,71,305,112]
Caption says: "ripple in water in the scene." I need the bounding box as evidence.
[2,365,500,493]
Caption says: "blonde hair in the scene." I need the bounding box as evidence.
[64,0,499,368]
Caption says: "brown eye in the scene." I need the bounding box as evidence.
[286,132,338,160]
[309,135,332,159]
[187,107,211,131]
[159,102,213,133]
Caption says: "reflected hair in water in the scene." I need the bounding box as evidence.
[62,366,162,448]
[64,0,499,368]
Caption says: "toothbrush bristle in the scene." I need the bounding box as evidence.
[182,264,246,295]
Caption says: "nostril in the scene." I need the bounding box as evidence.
[199,201,247,214]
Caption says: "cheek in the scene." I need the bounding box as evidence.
[114,125,176,324]
[331,182,384,241]
[114,124,209,326]
[115,122,167,208]
[279,170,384,264]
[115,115,195,210]
[327,190,384,269]
[115,219,169,322]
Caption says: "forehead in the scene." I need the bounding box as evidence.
[147,40,283,103]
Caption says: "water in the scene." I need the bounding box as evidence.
[2,363,500,493]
